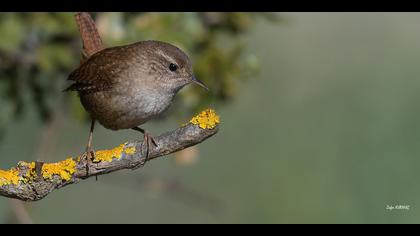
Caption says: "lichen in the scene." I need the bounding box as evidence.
[18,161,36,183]
[93,143,136,163]
[0,143,135,187]
[0,158,77,186]
[189,109,220,129]
[124,146,136,155]
[0,168,20,187]
[41,158,76,181]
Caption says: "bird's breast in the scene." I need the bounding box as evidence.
[81,86,175,130]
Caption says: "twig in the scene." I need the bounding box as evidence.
[0,119,219,201]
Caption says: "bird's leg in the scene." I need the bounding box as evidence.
[84,119,96,177]
[132,127,158,168]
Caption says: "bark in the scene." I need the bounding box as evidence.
[0,123,218,201]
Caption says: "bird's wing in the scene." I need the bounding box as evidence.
[63,72,114,94]
[64,46,128,94]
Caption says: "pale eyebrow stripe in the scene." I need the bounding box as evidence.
[155,49,178,65]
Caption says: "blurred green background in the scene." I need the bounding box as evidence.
[1,12,420,223]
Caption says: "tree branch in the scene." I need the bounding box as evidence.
[0,109,220,201]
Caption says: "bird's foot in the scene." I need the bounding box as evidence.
[81,148,95,178]
[133,131,158,169]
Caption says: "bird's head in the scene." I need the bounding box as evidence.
[140,40,209,93]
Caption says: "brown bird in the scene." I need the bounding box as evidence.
[65,40,208,175]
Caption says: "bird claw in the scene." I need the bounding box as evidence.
[81,148,95,177]
[132,132,157,169]
[150,135,158,147]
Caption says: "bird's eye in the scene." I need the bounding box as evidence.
[169,63,178,72]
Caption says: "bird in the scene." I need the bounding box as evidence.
[64,40,209,176]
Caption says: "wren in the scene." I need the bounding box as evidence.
[65,40,208,175]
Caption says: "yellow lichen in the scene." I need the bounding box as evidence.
[1,158,77,186]
[189,109,220,129]
[18,161,36,183]
[124,146,136,155]
[41,158,76,181]
[0,168,20,186]
[94,143,136,163]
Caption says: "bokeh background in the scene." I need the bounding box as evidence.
[1,12,420,223]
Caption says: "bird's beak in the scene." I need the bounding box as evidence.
[191,75,209,91]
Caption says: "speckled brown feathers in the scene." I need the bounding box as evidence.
[64,45,131,94]
[64,40,198,130]
[64,41,192,94]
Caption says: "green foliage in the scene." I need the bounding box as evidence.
[0,12,278,135]
[0,13,80,138]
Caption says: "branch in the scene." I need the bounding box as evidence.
[0,109,220,201]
